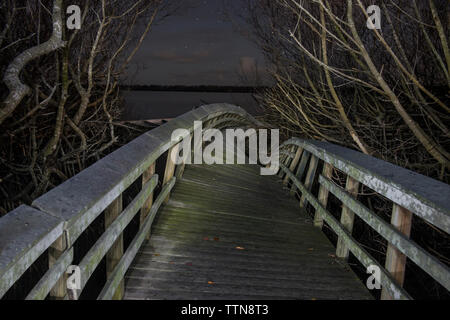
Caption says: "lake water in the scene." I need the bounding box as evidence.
[122,91,262,121]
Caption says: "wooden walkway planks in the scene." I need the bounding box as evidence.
[124,163,372,300]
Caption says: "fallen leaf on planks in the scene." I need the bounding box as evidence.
[208,281,215,285]
[235,246,245,250]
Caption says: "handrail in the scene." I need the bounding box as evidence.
[0,103,261,300]
[279,139,450,300]
[1,104,448,300]
[281,139,450,232]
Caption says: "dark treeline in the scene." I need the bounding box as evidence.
[0,0,179,214]
[121,85,269,93]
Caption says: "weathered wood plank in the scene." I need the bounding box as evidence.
[282,139,450,233]
[76,175,158,295]
[299,155,319,208]
[336,176,360,259]
[283,147,303,185]
[124,163,372,300]
[48,234,68,299]
[127,268,360,290]
[140,163,156,240]
[290,150,310,196]
[31,104,261,247]
[175,135,191,179]
[0,205,63,298]
[279,147,295,179]
[26,248,73,300]
[163,143,180,203]
[314,163,333,228]
[124,277,367,300]
[105,194,124,300]
[280,164,410,299]
[381,204,413,300]
[319,175,450,291]
[98,177,176,300]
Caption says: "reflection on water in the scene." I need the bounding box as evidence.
[122,91,262,121]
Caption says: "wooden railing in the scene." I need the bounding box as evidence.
[1,104,449,300]
[0,104,261,300]
[278,139,450,300]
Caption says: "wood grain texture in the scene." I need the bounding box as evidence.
[381,204,412,300]
[299,155,319,208]
[141,163,156,240]
[283,147,303,185]
[314,163,333,228]
[124,163,372,300]
[336,176,360,259]
[105,194,124,300]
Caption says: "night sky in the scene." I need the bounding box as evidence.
[125,0,269,86]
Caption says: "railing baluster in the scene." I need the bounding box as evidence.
[163,143,181,203]
[277,154,286,177]
[290,149,310,196]
[336,176,360,259]
[278,146,294,178]
[283,147,302,185]
[381,204,412,300]
[299,155,319,208]
[104,194,123,300]
[193,126,202,164]
[48,234,67,299]
[140,162,155,240]
[3,108,450,301]
[175,134,192,179]
[314,163,333,228]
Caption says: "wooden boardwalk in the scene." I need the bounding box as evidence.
[124,163,372,300]
[2,105,448,300]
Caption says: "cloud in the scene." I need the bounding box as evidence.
[149,49,210,64]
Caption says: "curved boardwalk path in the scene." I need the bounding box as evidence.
[124,163,372,300]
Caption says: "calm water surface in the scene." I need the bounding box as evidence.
[122,91,262,120]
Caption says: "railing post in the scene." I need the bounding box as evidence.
[48,234,67,299]
[105,194,123,300]
[299,155,319,208]
[283,147,302,185]
[140,162,155,240]
[290,150,310,196]
[314,163,333,228]
[206,117,218,129]
[381,204,412,300]
[163,143,180,203]
[279,146,294,178]
[175,134,192,179]
[193,125,202,164]
[277,155,286,177]
[336,176,360,259]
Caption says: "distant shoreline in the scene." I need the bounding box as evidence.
[120,85,269,93]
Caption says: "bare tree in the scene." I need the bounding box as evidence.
[237,0,450,299]
[0,0,175,213]
[241,0,449,181]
